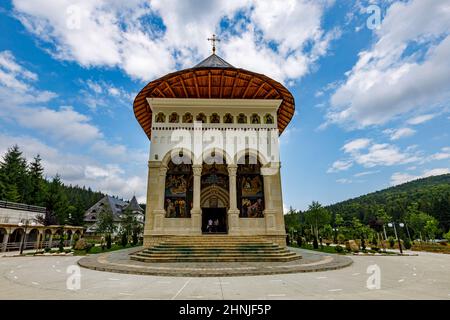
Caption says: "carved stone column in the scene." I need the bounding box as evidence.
[261,164,278,233]
[191,164,202,233]
[153,165,168,231]
[227,164,240,234]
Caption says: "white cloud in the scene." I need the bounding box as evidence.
[354,143,420,168]
[383,127,416,140]
[326,0,450,128]
[354,170,379,177]
[391,167,450,186]
[336,178,352,184]
[330,138,423,173]
[12,0,338,83]
[428,147,450,161]
[407,114,436,125]
[342,138,371,153]
[327,159,353,173]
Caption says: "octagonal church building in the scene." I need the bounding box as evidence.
[132,41,298,262]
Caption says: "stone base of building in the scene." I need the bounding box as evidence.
[143,233,287,248]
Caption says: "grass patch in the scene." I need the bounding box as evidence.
[291,243,345,254]
[73,243,140,256]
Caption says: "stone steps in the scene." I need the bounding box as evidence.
[130,236,301,263]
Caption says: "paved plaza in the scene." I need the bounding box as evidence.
[0,248,449,300]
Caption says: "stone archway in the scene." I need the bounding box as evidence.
[27,228,39,249]
[201,154,229,233]
[200,185,229,209]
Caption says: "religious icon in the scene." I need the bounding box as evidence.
[155,112,165,123]
[224,113,233,123]
[242,198,264,218]
[237,113,247,124]
[165,199,176,217]
[265,114,274,124]
[210,113,220,123]
[183,113,193,123]
[169,112,179,123]
[241,175,262,196]
[251,114,260,124]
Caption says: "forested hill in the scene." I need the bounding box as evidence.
[0,145,105,226]
[326,174,450,231]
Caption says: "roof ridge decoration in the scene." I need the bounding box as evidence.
[193,53,234,68]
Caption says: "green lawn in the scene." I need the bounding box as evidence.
[290,243,344,254]
[74,243,141,256]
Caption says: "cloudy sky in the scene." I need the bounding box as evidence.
[0,0,449,209]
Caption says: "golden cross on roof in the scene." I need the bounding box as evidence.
[207,34,221,54]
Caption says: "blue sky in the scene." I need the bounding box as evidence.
[0,0,449,210]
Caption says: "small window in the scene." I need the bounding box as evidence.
[237,113,247,124]
[196,113,206,123]
[169,112,179,123]
[183,113,193,123]
[210,113,220,123]
[251,114,260,124]
[264,114,274,124]
[224,113,233,123]
[155,112,165,123]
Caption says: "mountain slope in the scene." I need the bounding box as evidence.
[326,174,450,231]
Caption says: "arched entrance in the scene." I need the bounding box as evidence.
[9,228,24,251]
[201,154,229,233]
[27,229,39,249]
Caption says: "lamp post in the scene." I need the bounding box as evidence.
[388,222,403,255]
[333,227,339,244]
[18,220,36,255]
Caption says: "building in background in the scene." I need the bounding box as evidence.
[84,195,144,236]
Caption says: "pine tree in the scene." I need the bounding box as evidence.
[0,145,28,202]
[27,155,46,206]
[45,175,69,225]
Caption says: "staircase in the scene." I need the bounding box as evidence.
[130,236,301,263]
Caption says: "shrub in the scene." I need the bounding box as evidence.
[106,235,112,249]
[64,249,72,254]
[85,243,93,253]
[444,231,450,243]
[404,238,412,250]
[296,236,302,247]
[121,233,128,247]
[312,237,318,249]
[388,237,395,248]
[44,247,51,253]
[335,245,343,253]
[337,234,345,244]
[132,233,138,246]
[361,239,366,251]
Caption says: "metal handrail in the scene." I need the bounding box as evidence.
[0,200,46,213]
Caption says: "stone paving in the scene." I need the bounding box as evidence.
[77,246,353,277]
[1,247,450,299]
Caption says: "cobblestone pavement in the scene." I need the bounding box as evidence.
[1,247,449,299]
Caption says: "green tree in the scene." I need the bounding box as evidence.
[26,155,46,206]
[0,145,28,202]
[304,201,331,249]
[424,217,440,241]
[407,211,434,241]
[44,175,69,225]
[444,230,450,242]
[97,207,116,247]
